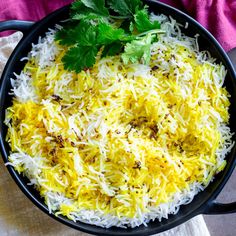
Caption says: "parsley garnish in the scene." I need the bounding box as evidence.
[122,33,155,65]
[63,46,99,72]
[56,0,165,73]
[107,0,142,18]
[71,0,109,20]
[134,8,161,33]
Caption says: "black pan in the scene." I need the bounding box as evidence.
[0,1,235,235]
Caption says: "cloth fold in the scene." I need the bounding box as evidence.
[0,0,236,51]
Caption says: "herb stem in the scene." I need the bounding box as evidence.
[136,29,166,38]
[110,15,131,20]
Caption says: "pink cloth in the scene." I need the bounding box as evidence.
[0,0,73,36]
[0,0,72,21]
[0,0,236,51]
[161,0,236,51]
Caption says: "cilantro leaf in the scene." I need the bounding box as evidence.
[55,20,97,46]
[72,12,104,21]
[121,34,155,64]
[81,0,109,16]
[74,20,98,46]
[55,23,80,46]
[71,1,92,19]
[56,0,162,73]
[134,8,161,33]
[97,23,125,44]
[62,45,99,73]
[108,0,143,17]
[71,0,83,11]
[102,42,124,57]
[71,0,108,20]
[97,23,133,44]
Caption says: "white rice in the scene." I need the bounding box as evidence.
[6,14,234,228]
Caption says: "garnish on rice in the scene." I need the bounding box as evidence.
[55,0,164,73]
[5,1,233,229]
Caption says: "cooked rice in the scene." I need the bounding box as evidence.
[5,14,234,228]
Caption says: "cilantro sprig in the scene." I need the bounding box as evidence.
[55,0,165,73]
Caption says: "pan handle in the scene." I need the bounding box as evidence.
[204,201,236,214]
[0,20,34,34]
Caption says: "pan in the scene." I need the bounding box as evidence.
[0,1,235,235]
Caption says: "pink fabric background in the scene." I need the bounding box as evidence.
[0,0,236,51]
